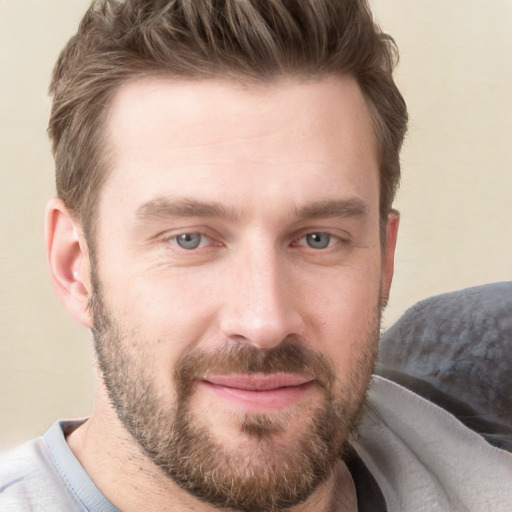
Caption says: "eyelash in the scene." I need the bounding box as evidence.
[161,229,349,253]
[165,231,217,250]
[292,231,348,250]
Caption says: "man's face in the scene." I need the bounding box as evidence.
[89,76,395,510]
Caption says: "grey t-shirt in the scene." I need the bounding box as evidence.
[0,420,119,512]
[0,420,384,511]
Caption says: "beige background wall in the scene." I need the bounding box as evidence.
[1,0,511,449]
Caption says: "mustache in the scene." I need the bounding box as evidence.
[174,338,336,397]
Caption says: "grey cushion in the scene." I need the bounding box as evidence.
[377,282,512,451]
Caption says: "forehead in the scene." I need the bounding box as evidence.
[100,76,379,221]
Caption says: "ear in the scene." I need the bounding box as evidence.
[380,209,400,307]
[45,198,92,328]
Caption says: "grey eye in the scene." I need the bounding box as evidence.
[306,233,331,249]
[176,233,203,250]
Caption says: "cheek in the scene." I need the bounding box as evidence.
[95,268,213,363]
[300,262,382,357]
[111,271,224,365]
[108,262,217,320]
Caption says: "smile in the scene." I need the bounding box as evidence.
[200,373,316,412]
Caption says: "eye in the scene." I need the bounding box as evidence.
[304,232,332,249]
[175,233,206,250]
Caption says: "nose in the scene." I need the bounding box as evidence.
[219,244,305,349]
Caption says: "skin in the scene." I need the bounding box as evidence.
[46,75,399,511]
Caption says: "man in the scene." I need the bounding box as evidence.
[1,1,511,511]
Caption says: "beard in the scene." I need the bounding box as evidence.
[90,270,381,512]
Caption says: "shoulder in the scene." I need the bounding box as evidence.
[1,437,58,510]
[0,430,84,511]
[354,376,512,512]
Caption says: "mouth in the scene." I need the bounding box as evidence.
[200,373,316,413]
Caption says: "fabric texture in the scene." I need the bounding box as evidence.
[354,376,512,512]
[0,421,120,512]
[2,376,512,511]
[377,281,512,451]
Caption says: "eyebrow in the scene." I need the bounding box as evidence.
[136,197,240,222]
[135,196,369,223]
[295,198,369,220]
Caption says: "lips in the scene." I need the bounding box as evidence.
[200,373,315,412]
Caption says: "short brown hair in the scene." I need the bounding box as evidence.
[49,0,407,239]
